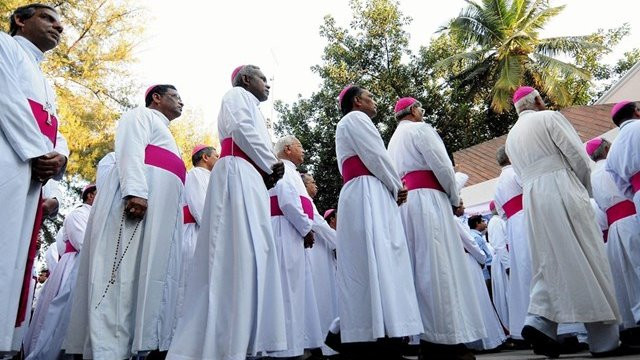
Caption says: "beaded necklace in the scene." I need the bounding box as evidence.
[94,210,142,309]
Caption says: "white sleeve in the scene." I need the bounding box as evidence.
[115,109,151,199]
[185,171,208,224]
[344,113,402,197]
[549,112,593,194]
[63,208,88,251]
[223,93,278,174]
[312,210,337,251]
[413,124,460,206]
[457,219,486,264]
[0,34,49,160]
[276,176,312,237]
[51,131,69,180]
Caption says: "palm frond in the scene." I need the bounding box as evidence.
[435,49,490,69]
[495,55,524,90]
[534,53,590,80]
[522,4,565,32]
[536,36,607,57]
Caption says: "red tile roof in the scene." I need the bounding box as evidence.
[453,104,616,186]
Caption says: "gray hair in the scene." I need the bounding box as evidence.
[496,145,510,166]
[274,135,299,157]
[514,90,540,114]
[589,138,611,162]
[394,101,422,121]
[232,65,262,87]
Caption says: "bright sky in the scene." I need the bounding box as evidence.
[132,0,640,133]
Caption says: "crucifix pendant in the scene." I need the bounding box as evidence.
[43,102,53,125]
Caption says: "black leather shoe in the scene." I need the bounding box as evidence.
[521,325,561,358]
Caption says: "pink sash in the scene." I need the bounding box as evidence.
[64,241,78,254]
[144,145,186,184]
[341,156,372,184]
[28,99,57,146]
[183,205,196,224]
[606,200,636,227]
[219,137,264,175]
[402,170,444,192]
[631,172,640,193]
[503,194,523,219]
[270,195,314,220]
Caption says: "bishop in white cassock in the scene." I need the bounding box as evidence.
[506,86,620,356]
[269,136,323,357]
[334,86,423,355]
[0,5,69,354]
[302,173,339,356]
[65,85,186,359]
[488,201,510,331]
[25,184,95,360]
[387,97,484,357]
[493,145,530,340]
[586,136,640,334]
[167,65,287,360]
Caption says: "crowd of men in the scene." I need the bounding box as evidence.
[3,3,640,360]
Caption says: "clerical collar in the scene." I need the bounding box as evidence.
[282,159,296,169]
[149,108,170,126]
[620,119,635,129]
[239,87,260,106]
[519,110,535,115]
[14,36,45,63]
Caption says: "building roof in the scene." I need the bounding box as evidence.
[595,61,640,104]
[453,103,616,186]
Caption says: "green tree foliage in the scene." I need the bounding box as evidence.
[442,0,604,112]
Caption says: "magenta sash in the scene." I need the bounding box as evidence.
[270,195,314,220]
[183,205,196,224]
[631,172,640,193]
[219,137,264,175]
[28,99,57,146]
[144,145,186,184]
[341,156,372,184]
[402,170,444,192]
[64,241,78,254]
[503,194,523,219]
[606,200,636,227]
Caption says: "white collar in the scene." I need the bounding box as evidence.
[14,36,45,63]
[149,108,170,126]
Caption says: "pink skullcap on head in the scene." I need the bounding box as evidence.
[82,183,96,197]
[144,85,159,99]
[231,65,245,85]
[394,97,417,113]
[191,144,210,157]
[585,137,603,157]
[611,100,633,118]
[338,85,354,105]
[323,209,336,220]
[489,200,496,212]
[512,86,536,103]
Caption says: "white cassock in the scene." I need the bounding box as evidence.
[65,107,185,359]
[44,243,59,275]
[335,110,423,343]
[269,160,323,356]
[167,87,286,360]
[25,203,91,360]
[457,218,506,350]
[592,159,640,328]
[307,204,338,355]
[488,214,510,330]
[494,165,530,339]
[0,34,69,353]
[170,165,210,340]
[505,109,619,324]
[387,120,485,344]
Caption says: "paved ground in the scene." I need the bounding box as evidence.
[476,349,640,359]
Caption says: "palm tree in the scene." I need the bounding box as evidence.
[440,0,602,113]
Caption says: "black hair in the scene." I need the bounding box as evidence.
[468,215,484,230]
[191,147,214,167]
[9,3,56,36]
[612,102,638,127]
[145,84,177,107]
[82,186,96,203]
[339,86,364,116]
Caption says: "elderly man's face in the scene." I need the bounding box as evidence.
[303,174,317,198]
[245,69,270,102]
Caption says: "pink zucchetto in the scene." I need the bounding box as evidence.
[611,100,633,118]
[512,86,536,104]
[82,183,96,196]
[191,144,210,157]
[338,85,354,106]
[394,97,418,113]
[585,137,604,157]
[323,209,336,220]
[489,200,496,212]
[231,65,245,85]
[144,85,159,99]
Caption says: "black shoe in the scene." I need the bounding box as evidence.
[591,343,640,358]
[557,335,588,354]
[521,325,561,358]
